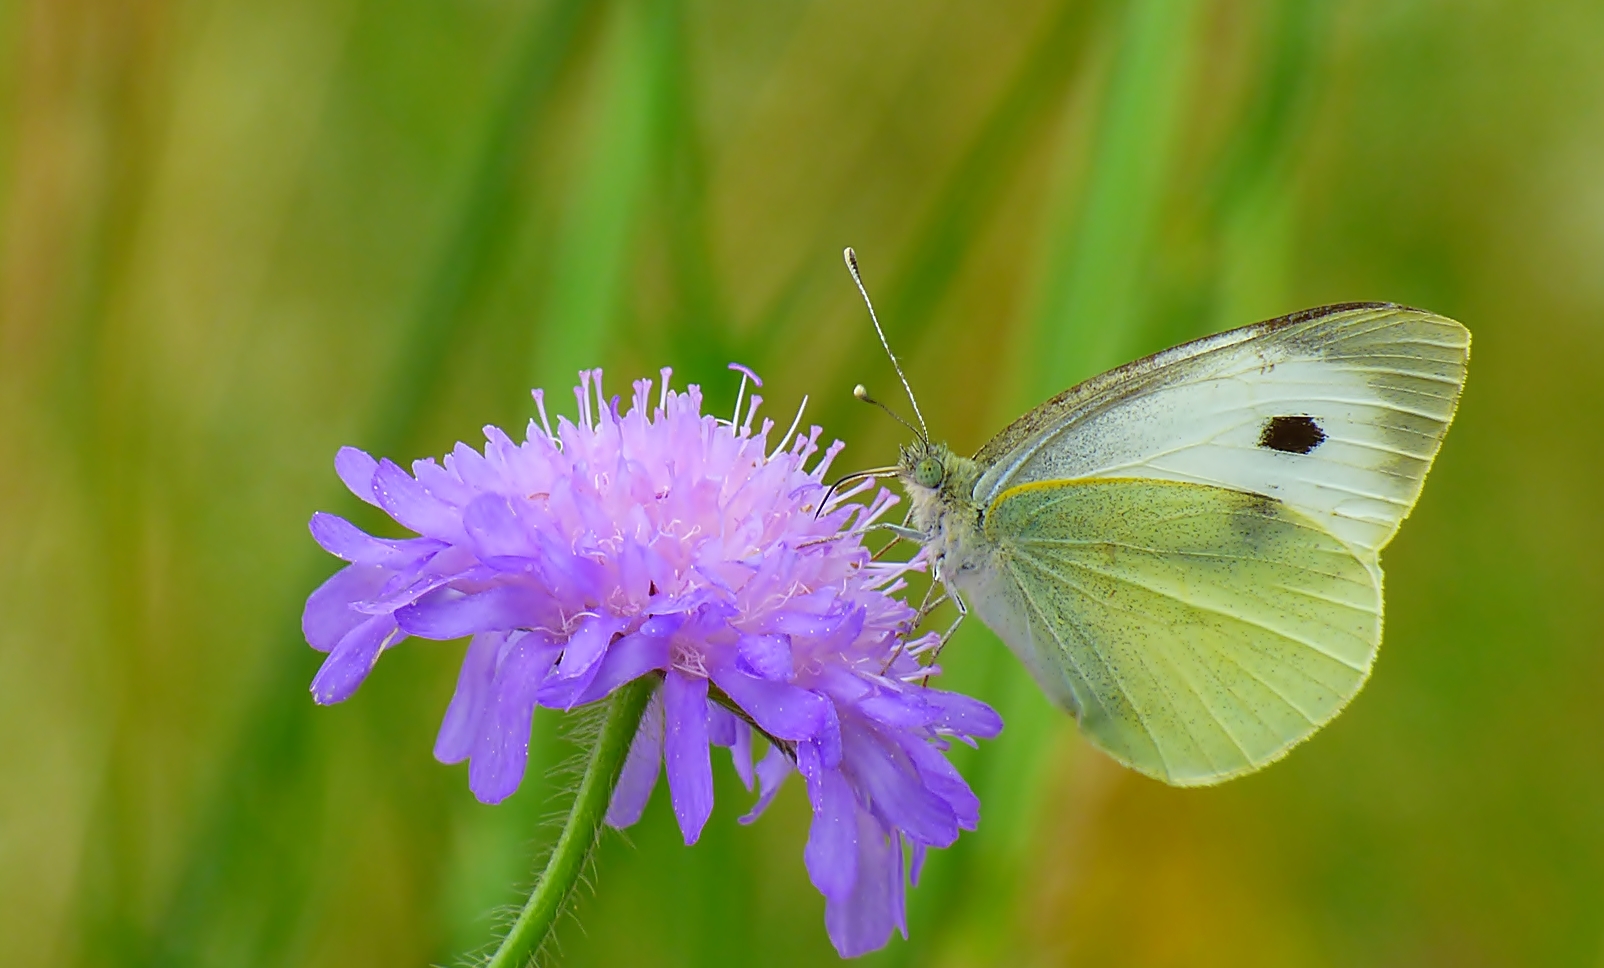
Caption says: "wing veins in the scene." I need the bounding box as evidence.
[1344,336,1467,350]
[1027,552,1368,673]
[1166,630,1288,756]
[1016,553,1303,773]
[1014,494,1373,562]
[1039,547,1376,646]
[1138,614,1266,765]
[1270,394,1448,421]
[1323,435,1433,461]
[1015,555,1219,777]
[1006,556,1173,778]
[1326,351,1464,366]
[1197,441,1425,480]
[1332,366,1463,386]
[1288,476,1411,506]
[1132,616,1241,774]
[1307,314,1450,348]
[1191,635,1321,729]
[1016,537,1374,590]
[1271,581,1380,613]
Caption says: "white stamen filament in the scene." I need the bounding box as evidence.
[532,388,556,442]
[772,394,808,459]
[576,370,593,429]
[730,371,749,426]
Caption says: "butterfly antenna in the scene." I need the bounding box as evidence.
[816,465,899,518]
[844,247,929,442]
[853,384,922,439]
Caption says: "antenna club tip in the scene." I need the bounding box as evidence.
[843,247,859,273]
[852,384,870,400]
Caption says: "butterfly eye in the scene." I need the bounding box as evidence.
[913,456,944,489]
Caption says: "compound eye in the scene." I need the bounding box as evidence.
[913,456,944,489]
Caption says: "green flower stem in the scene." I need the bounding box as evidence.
[486,675,658,968]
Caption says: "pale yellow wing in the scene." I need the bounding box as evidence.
[963,477,1382,786]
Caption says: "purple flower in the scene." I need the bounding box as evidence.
[303,366,1001,957]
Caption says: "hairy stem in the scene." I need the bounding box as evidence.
[485,675,657,968]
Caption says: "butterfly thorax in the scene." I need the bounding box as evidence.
[897,442,991,582]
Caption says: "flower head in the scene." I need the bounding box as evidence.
[303,366,1000,957]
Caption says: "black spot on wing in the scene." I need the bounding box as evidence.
[1259,415,1326,455]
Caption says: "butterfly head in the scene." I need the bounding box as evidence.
[898,443,981,549]
[909,449,945,489]
[897,439,981,524]
[897,440,972,490]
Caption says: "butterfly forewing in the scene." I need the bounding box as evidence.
[971,305,1470,555]
[972,478,1381,786]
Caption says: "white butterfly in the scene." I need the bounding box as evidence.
[846,250,1469,786]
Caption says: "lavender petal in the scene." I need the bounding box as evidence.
[736,632,793,681]
[799,742,858,902]
[302,563,392,652]
[706,702,738,747]
[708,659,827,741]
[544,614,628,698]
[468,633,561,804]
[606,690,665,828]
[926,688,1005,740]
[373,458,461,540]
[334,446,381,506]
[662,670,713,845]
[434,631,505,764]
[309,512,444,568]
[310,614,397,704]
[739,744,792,824]
[730,719,754,791]
[558,631,670,708]
[843,721,959,847]
[823,811,899,958]
[395,584,548,640]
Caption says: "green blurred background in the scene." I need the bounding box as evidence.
[2,0,1601,965]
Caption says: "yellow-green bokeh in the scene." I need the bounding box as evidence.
[2,1,1601,965]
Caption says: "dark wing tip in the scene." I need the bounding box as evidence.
[1262,301,1409,329]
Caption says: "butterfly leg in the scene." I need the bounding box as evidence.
[918,591,967,687]
[869,522,926,541]
[869,535,903,563]
[795,521,923,553]
[868,512,930,562]
[879,581,943,673]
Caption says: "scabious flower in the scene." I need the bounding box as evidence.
[303,365,1001,957]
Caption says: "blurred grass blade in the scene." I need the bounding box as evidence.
[641,0,733,389]
[530,0,653,395]
[879,2,1102,359]
[144,3,600,965]
[810,0,1101,435]
[1208,0,1335,328]
[376,0,600,458]
[1031,0,1204,389]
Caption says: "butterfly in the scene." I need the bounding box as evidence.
[843,249,1470,786]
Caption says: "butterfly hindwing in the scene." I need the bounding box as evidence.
[972,477,1381,786]
[971,304,1470,555]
